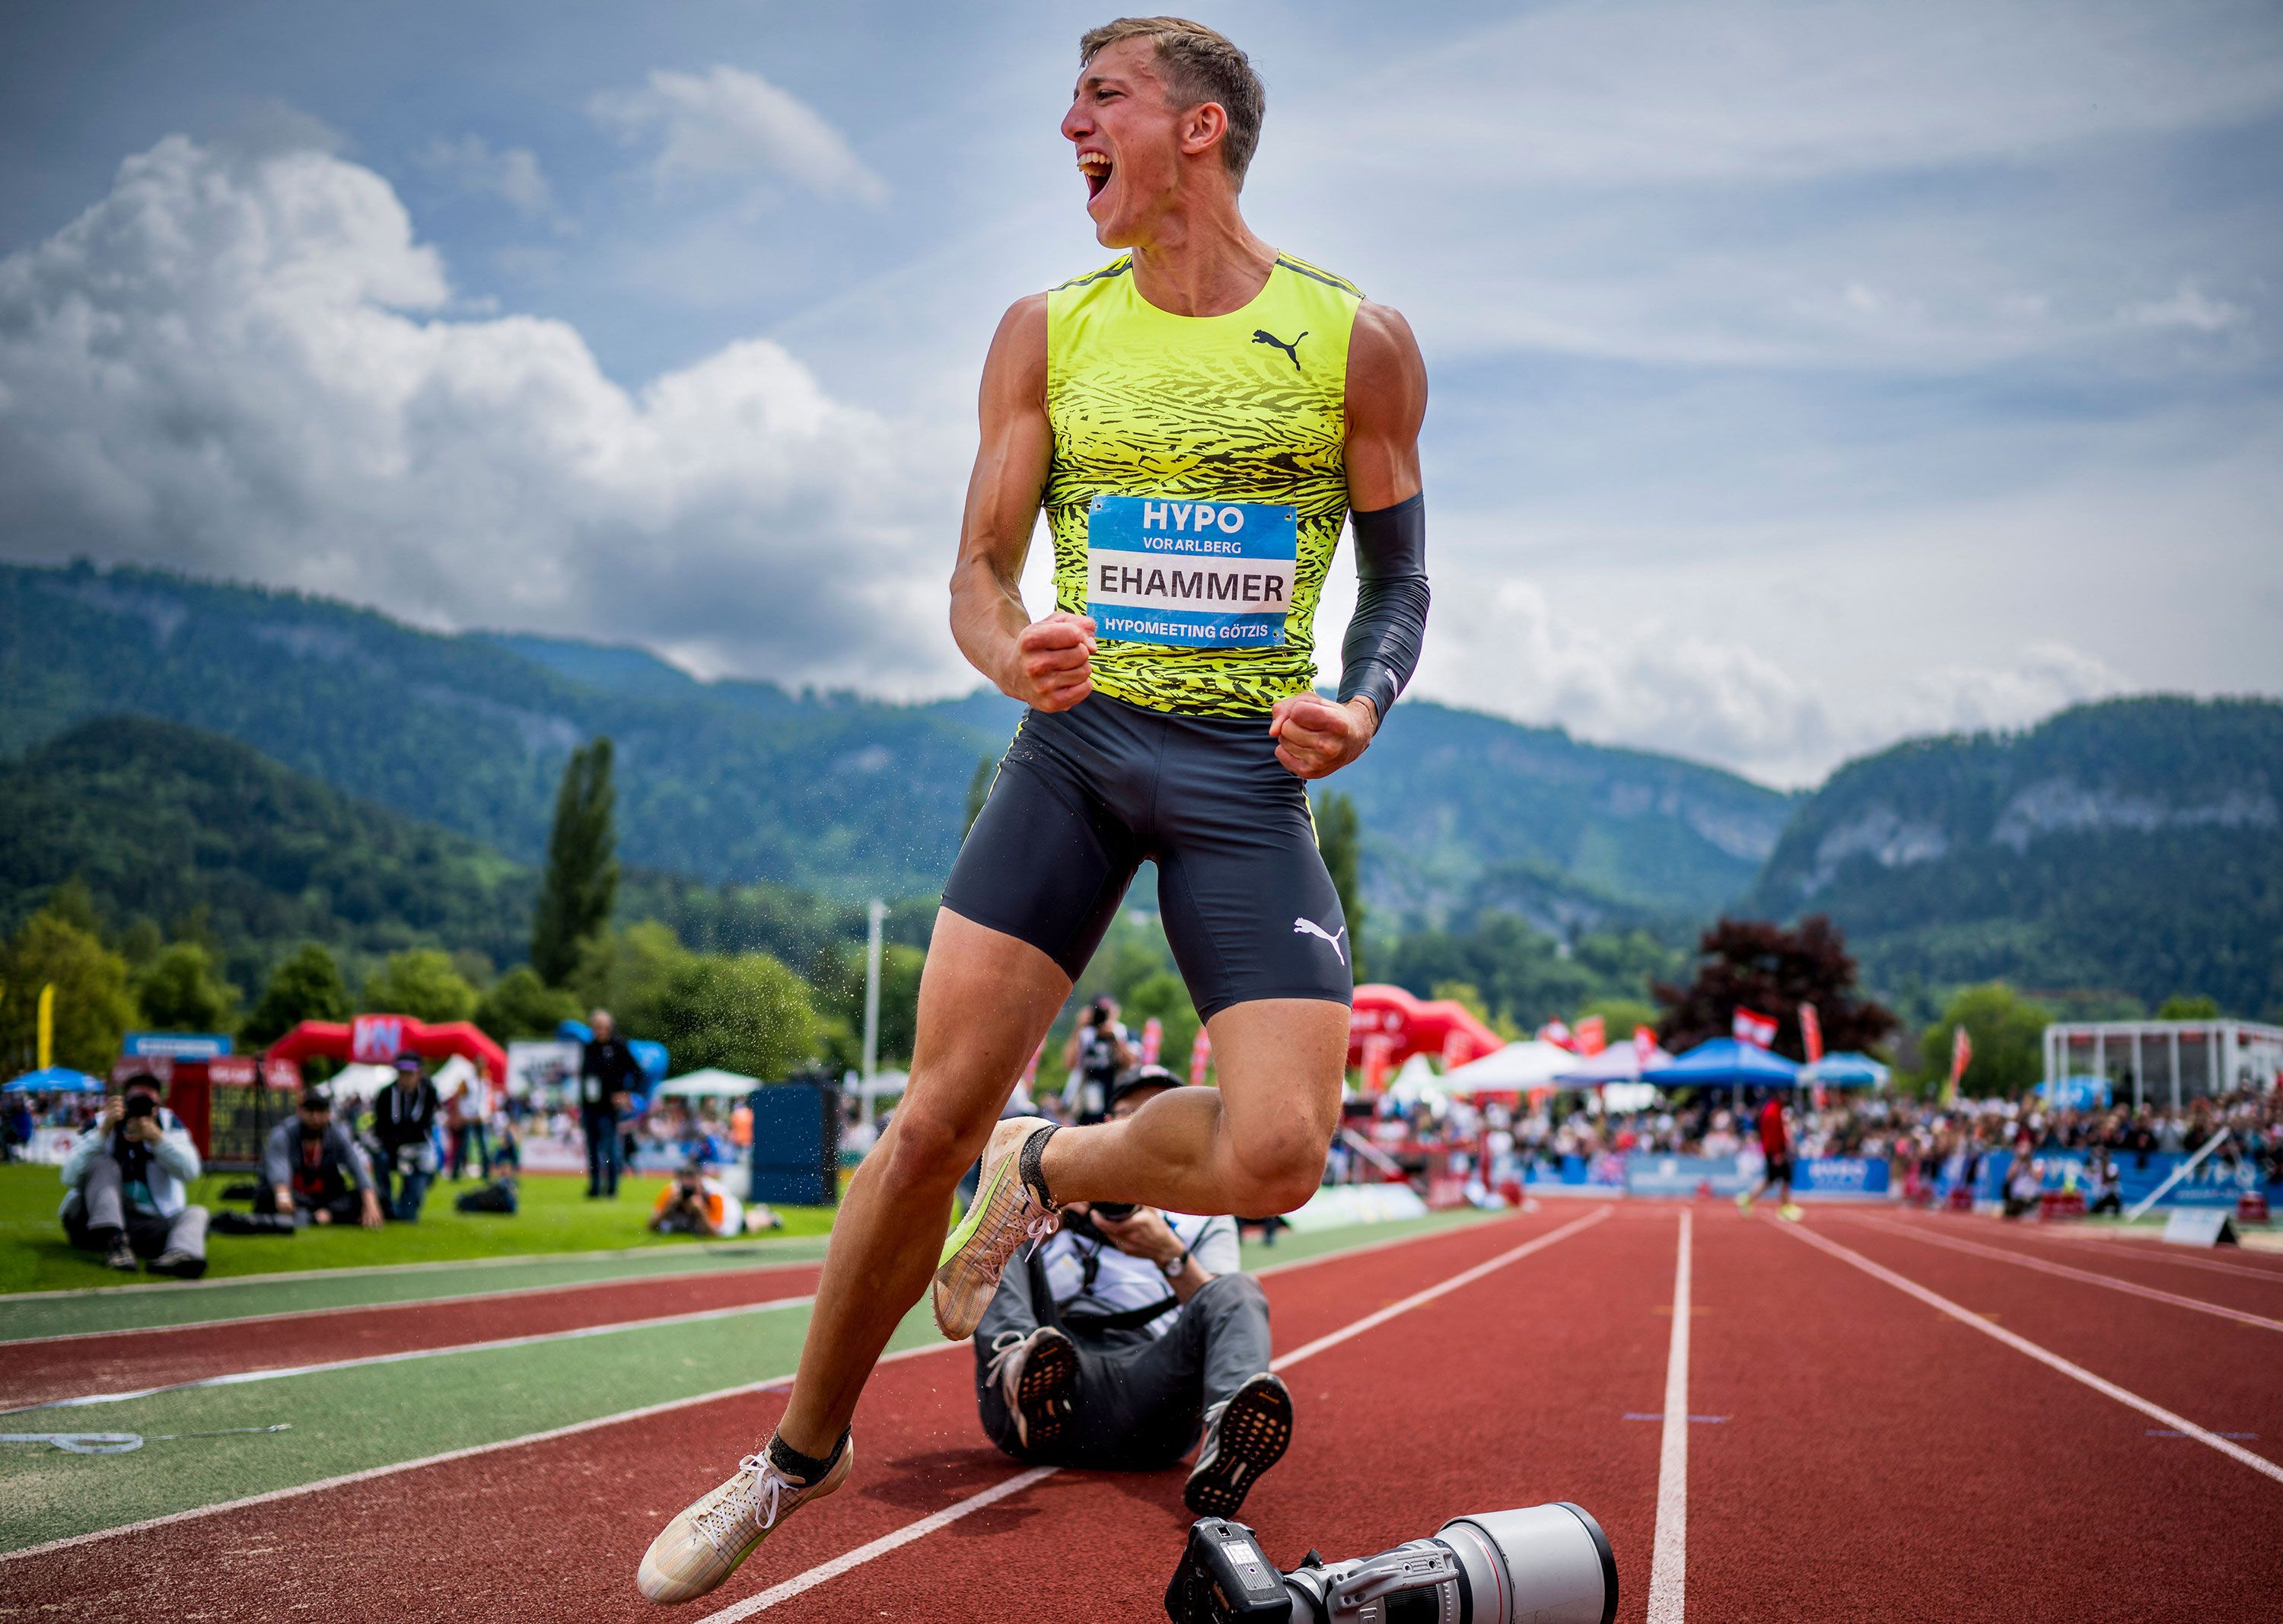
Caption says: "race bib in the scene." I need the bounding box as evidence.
[1085,495,1298,648]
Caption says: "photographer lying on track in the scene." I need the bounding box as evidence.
[59,1073,209,1279]
[973,1066,1292,1517]
[258,1087,383,1228]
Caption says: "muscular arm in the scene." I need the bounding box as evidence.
[1268,301,1430,776]
[947,296,1096,712]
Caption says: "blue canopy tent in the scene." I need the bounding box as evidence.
[3,1066,104,1094]
[1657,1039,1801,1089]
[1797,1052,1890,1089]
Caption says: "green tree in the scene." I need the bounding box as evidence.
[2157,993,2221,1020]
[1579,996,1659,1043]
[1913,982,2051,1098]
[653,952,818,1080]
[1123,970,1201,1076]
[531,737,619,986]
[361,948,479,1024]
[569,921,689,1037]
[133,942,239,1035]
[964,756,996,838]
[1,907,139,1073]
[242,944,351,1046]
[1314,790,1365,981]
[475,965,584,1042]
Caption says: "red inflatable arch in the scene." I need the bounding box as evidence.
[268,1014,508,1087]
[1348,983,1502,1091]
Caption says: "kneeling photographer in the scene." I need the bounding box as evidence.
[258,1087,383,1228]
[974,1065,1292,1518]
[59,1073,209,1279]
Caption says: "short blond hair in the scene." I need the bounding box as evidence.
[1080,17,1264,184]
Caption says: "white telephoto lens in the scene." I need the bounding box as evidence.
[1436,1503,1616,1624]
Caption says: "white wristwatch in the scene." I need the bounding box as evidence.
[1160,1249,1189,1280]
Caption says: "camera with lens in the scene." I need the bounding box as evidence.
[1164,1508,1615,1624]
[123,1094,158,1122]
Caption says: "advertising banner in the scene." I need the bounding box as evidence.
[1973,1150,2277,1210]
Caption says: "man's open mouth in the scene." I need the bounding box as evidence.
[1078,151,1112,202]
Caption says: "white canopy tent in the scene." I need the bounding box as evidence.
[1553,1045,1675,1086]
[1441,1040,1575,1093]
[654,1068,761,1100]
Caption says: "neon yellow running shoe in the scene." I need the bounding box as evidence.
[636,1435,852,1604]
[931,1116,1058,1340]
[1734,1191,1753,1215]
[1780,1202,1805,1222]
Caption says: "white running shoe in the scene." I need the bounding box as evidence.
[983,1325,1078,1453]
[931,1116,1059,1341]
[636,1435,853,1604]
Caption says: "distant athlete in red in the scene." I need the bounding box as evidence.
[1737,1094,1803,1221]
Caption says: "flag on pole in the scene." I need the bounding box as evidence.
[1189,1026,1212,1087]
[1140,1016,1163,1065]
[1732,1008,1778,1049]
[1799,1002,1824,1064]
[1574,1014,1606,1057]
[1945,1024,1973,1104]
[1633,1025,1659,1062]
[37,983,55,1072]
[1539,1020,1575,1051]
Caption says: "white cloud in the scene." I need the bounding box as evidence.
[590,65,887,205]
[2120,280,2246,333]
[0,135,948,691]
[419,134,559,219]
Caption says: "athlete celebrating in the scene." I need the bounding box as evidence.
[639,18,1429,1602]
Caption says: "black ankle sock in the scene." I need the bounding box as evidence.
[1018,1123,1059,1210]
[766,1428,848,1485]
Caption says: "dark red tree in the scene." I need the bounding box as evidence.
[1652,915,1898,1061]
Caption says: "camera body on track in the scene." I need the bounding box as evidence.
[1164,1506,1616,1624]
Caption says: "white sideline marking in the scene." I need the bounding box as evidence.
[0,1234,827,1302]
[1779,1221,2283,1489]
[1645,1208,1692,1624]
[5,1296,820,1415]
[1845,1215,2283,1335]
[0,1208,1551,1565]
[1950,1217,2283,1285]
[0,1258,825,1349]
[694,1206,1616,1620]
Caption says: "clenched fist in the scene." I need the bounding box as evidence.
[1002,612,1097,712]
[1270,693,1377,779]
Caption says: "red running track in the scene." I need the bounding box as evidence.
[11,1202,2283,1622]
[0,1261,823,1411]
[0,1207,1581,1619]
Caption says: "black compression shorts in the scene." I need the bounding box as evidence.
[941,693,1353,1022]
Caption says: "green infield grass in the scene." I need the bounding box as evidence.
[0,1163,836,1298]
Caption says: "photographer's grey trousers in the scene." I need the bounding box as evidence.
[974,1255,1272,1470]
[64,1155,208,1260]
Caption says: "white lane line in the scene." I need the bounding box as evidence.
[0,1258,825,1350]
[1645,1208,1692,1624]
[3,1296,817,1415]
[693,1205,1618,1621]
[1842,1215,2283,1335]
[0,1235,828,1302]
[1944,1218,2283,1285]
[1778,1221,2283,1489]
[0,1209,1558,1565]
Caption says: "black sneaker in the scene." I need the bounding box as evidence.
[1185,1372,1294,1518]
[982,1326,1078,1453]
[148,1249,208,1281]
[103,1236,137,1272]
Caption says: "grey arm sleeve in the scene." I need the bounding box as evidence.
[1337,492,1430,726]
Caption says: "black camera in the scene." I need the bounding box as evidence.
[1165,1508,1615,1624]
[123,1094,158,1121]
[1091,1201,1138,1221]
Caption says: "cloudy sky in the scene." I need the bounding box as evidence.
[2,0,2278,785]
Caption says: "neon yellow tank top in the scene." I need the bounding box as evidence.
[1044,252,1362,717]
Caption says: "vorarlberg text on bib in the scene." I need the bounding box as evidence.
[1084,495,1298,648]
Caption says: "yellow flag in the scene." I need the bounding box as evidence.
[37,982,54,1072]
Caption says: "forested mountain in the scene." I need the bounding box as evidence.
[1743,697,2283,1014]
[0,716,532,992]
[1,561,1790,921]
